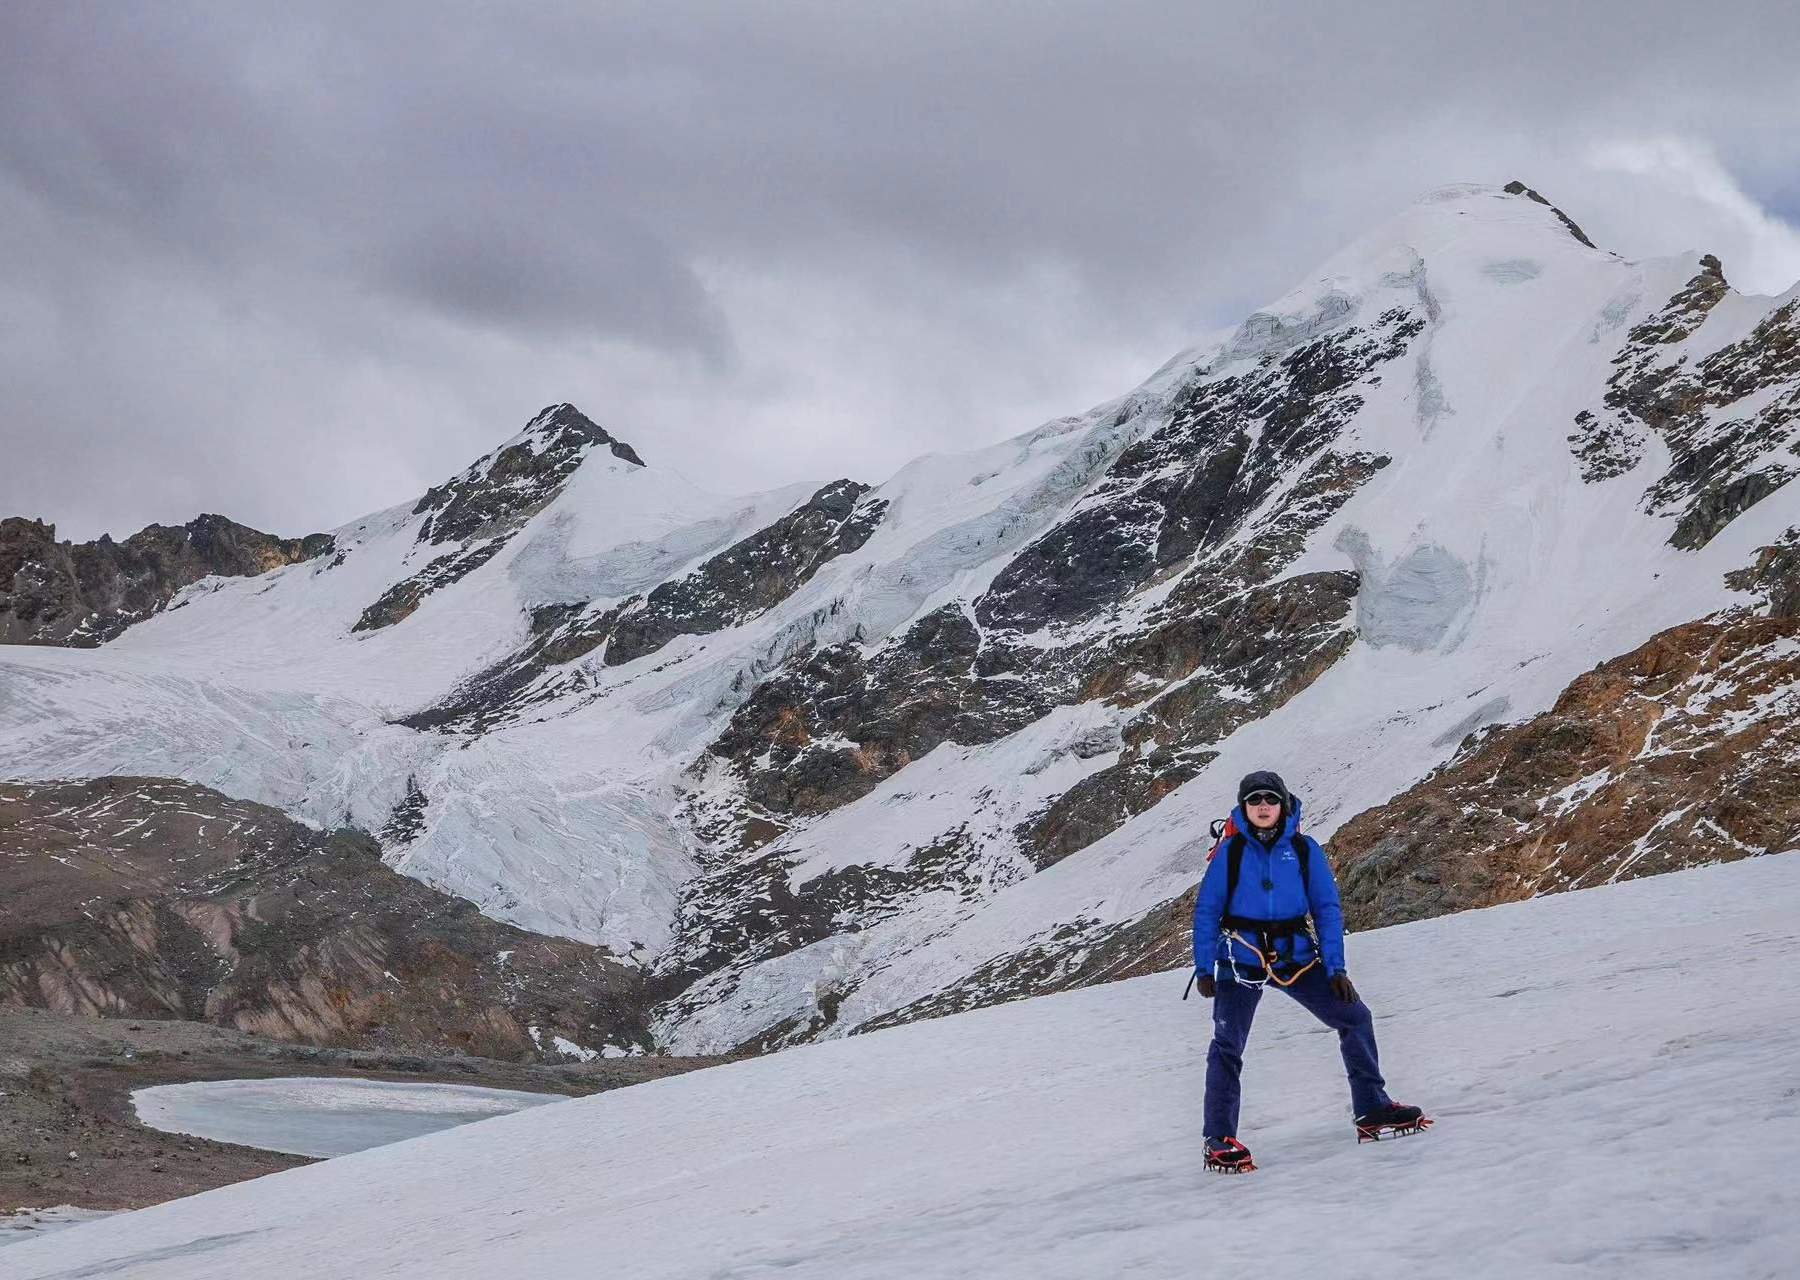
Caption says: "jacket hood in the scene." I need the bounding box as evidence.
[1232,792,1304,839]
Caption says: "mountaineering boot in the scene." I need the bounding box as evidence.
[1203,1136,1256,1173]
[1354,1102,1432,1142]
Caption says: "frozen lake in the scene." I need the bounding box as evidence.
[131,1077,564,1158]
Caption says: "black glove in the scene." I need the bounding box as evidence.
[1196,973,1216,1000]
[1330,973,1358,1004]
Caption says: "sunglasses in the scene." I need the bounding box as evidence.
[1244,792,1283,807]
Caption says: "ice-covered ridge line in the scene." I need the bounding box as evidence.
[11,852,1799,1279]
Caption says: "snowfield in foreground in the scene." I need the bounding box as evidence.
[12,852,1800,1280]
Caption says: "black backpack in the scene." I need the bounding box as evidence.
[1208,818,1313,910]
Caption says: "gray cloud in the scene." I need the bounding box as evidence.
[5,1,1800,540]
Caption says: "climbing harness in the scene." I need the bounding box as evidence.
[1184,822,1324,996]
[1220,924,1318,989]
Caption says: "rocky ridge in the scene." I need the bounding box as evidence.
[355,403,643,632]
[402,478,889,733]
[0,515,331,646]
[1570,254,1799,547]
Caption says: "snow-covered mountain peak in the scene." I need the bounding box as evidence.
[1205,181,1617,382]
[483,400,644,468]
[409,401,644,548]
[493,401,646,474]
[1416,178,1600,247]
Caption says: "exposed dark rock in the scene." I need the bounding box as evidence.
[413,403,640,547]
[1631,254,1731,346]
[1502,180,1600,250]
[1578,263,1800,547]
[972,493,1168,631]
[977,308,1420,632]
[1725,526,1800,618]
[353,538,507,632]
[0,778,653,1061]
[356,403,643,633]
[1018,570,1360,869]
[605,482,883,666]
[1200,451,1389,587]
[380,777,430,845]
[654,825,987,999]
[1087,571,1360,713]
[1018,753,1213,871]
[0,515,331,647]
[395,483,886,732]
[710,602,1050,818]
[1568,257,1733,485]
[1642,292,1800,546]
[1671,466,1797,551]
[394,596,639,733]
[647,822,1008,1045]
[1566,409,1643,483]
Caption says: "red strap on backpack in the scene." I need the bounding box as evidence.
[1205,814,1239,862]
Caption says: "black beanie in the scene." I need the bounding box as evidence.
[1238,770,1289,808]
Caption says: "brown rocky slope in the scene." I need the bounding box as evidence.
[0,777,655,1061]
[1328,546,1800,928]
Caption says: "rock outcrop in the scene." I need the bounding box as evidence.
[398,480,888,733]
[0,777,650,1061]
[355,403,643,632]
[0,515,331,646]
[1326,542,1800,926]
[604,480,884,666]
[1571,254,1800,548]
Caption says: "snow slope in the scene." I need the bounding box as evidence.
[12,851,1799,1280]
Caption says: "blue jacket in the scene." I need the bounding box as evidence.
[1191,797,1348,977]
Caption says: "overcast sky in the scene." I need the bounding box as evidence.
[5,3,1800,542]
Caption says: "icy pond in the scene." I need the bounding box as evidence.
[131,1077,564,1158]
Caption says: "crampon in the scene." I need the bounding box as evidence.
[1354,1103,1433,1143]
[1203,1137,1257,1174]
